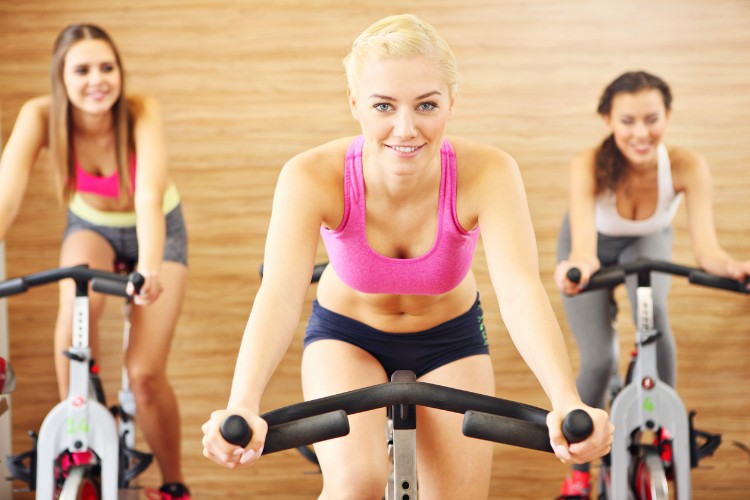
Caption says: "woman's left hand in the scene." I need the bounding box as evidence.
[127,270,163,305]
[726,260,750,289]
[547,405,613,464]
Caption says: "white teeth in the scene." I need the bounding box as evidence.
[392,145,418,153]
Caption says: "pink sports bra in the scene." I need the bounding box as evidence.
[75,156,136,198]
[320,136,480,295]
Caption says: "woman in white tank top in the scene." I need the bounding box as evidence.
[553,70,750,498]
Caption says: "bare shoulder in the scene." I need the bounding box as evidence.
[282,136,353,182]
[447,136,518,183]
[18,95,51,121]
[126,94,162,120]
[570,147,597,174]
[666,144,710,190]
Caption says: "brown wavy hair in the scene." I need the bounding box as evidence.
[594,71,672,194]
[49,24,133,201]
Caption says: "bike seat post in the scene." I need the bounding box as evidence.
[68,276,92,415]
[389,370,417,500]
[114,259,139,458]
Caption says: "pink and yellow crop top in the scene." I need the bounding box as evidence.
[75,155,136,198]
[320,136,480,296]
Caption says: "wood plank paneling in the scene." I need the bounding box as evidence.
[1,1,749,498]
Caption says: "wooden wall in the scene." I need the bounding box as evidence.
[1,0,749,498]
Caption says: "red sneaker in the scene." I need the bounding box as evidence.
[558,470,591,499]
[146,482,191,500]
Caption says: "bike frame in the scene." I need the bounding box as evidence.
[607,270,690,499]
[0,265,144,499]
[571,259,748,499]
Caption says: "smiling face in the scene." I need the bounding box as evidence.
[63,39,122,117]
[349,55,455,176]
[604,88,670,167]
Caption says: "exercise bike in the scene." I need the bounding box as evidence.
[567,258,749,499]
[2,264,153,499]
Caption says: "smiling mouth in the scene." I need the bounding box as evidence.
[388,144,422,153]
[631,144,653,154]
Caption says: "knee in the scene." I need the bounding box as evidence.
[321,474,386,500]
[578,348,616,378]
[127,366,168,405]
[321,468,386,500]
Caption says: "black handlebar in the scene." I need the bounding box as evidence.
[566,259,749,294]
[0,265,144,299]
[220,381,593,455]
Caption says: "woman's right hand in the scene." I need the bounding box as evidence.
[554,259,600,296]
[202,408,268,469]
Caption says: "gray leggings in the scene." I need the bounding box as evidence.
[556,213,676,410]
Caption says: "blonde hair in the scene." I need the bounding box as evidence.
[343,14,460,97]
[49,23,132,202]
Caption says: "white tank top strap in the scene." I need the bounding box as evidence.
[595,143,683,237]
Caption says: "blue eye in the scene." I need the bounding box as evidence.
[374,103,392,112]
[418,102,437,111]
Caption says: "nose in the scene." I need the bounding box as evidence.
[88,68,104,85]
[393,109,417,139]
[632,120,649,139]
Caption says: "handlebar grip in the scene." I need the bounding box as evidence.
[562,409,593,444]
[221,415,252,447]
[91,277,129,298]
[566,268,582,284]
[582,269,627,291]
[220,410,351,454]
[0,278,27,298]
[263,410,349,454]
[688,270,749,293]
[462,410,552,452]
[91,272,145,298]
[462,408,594,452]
[129,272,145,294]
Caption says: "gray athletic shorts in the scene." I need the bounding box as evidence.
[63,204,188,266]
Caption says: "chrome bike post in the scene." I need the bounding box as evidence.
[389,371,417,500]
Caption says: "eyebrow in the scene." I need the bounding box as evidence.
[369,91,442,101]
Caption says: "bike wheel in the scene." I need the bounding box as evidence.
[58,465,100,500]
[633,451,669,500]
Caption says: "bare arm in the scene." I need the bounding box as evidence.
[554,150,601,294]
[130,96,169,303]
[676,148,750,280]
[203,149,334,467]
[0,97,48,240]
[471,145,611,462]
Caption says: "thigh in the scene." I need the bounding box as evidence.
[562,289,617,358]
[127,262,188,373]
[58,229,117,324]
[415,354,495,500]
[301,340,389,491]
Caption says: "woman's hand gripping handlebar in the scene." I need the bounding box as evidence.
[205,378,598,469]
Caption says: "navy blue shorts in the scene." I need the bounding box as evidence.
[303,295,490,378]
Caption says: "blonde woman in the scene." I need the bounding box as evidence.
[0,24,189,499]
[203,14,612,499]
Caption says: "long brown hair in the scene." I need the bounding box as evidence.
[49,23,133,201]
[594,71,672,194]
